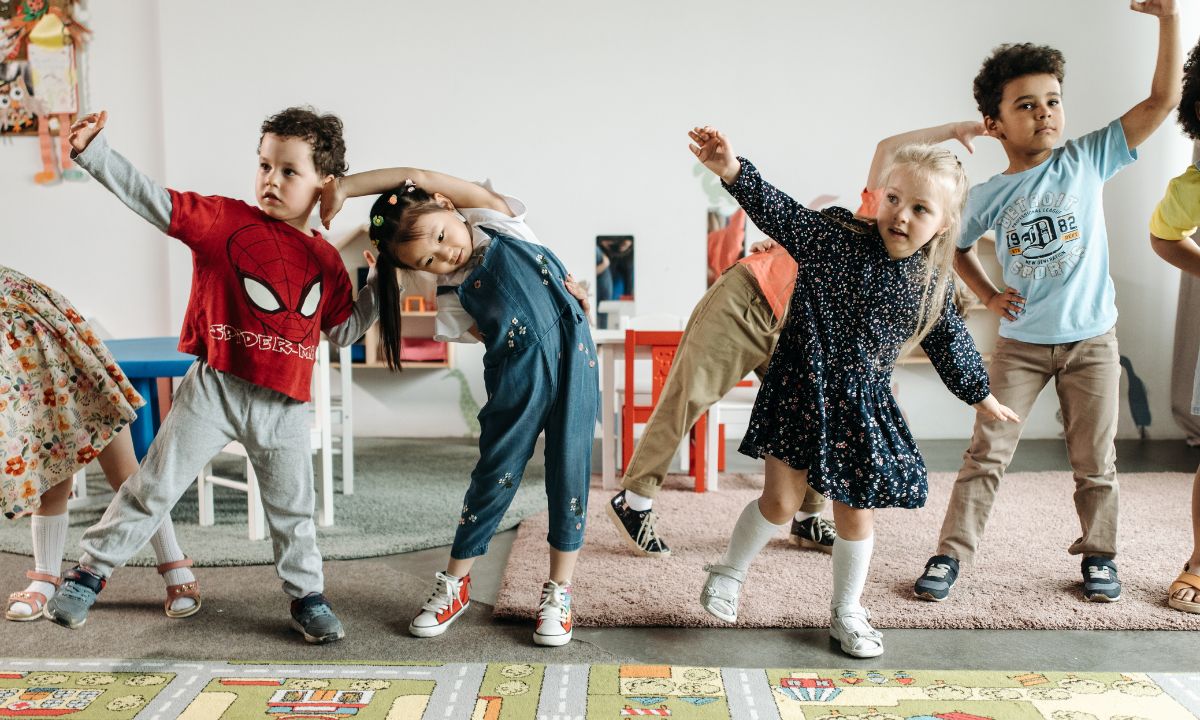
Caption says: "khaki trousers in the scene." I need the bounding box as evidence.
[621,264,826,514]
[936,327,1121,564]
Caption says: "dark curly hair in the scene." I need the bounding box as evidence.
[1178,37,1200,140]
[259,106,348,178]
[973,43,1065,120]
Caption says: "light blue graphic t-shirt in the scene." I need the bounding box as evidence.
[960,119,1135,344]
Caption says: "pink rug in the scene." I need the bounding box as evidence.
[494,471,1200,630]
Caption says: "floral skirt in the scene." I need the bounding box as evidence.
[0,265,143,518]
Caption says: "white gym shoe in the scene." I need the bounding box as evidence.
[533,580,574,646]
[830,604,884,658]
[408,571,470,638]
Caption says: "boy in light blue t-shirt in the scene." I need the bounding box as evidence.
[913,0,1181,605]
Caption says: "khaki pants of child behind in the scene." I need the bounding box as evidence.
[621,264,826,515]
[936,327,1121,564]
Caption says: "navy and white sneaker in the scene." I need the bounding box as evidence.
[1081,556,1121,602]
[788,516,837,553]
[290,593,345,644]
[606,491,670,557]
[914,554,960,602]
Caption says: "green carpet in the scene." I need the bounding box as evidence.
[0,660,1197,719]
[0,438,548,567]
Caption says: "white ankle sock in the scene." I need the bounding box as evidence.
[12,512,69,616]
[624,489,653,512]
[793,510,818,523]
[721,500,788,572]
[150,516,195,613]
[831,534,874,610]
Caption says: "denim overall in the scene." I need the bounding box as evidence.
[450,229,599,559]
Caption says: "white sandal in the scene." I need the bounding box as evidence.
[830,605,884,658]
[700,563,746,623]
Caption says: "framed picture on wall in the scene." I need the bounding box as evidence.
[0,0,86,138]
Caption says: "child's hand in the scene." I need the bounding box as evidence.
[688,126,741,184]
[563,273,591,315]
[950,121,991,154]
[748,239,778,254]
[1130,0,1177,18]
[362,250,378,285]
[320,177,346,230]
[973,394,1020,423]
[986,287,1026,322]
[68,111,107,154]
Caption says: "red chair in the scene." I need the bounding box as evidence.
[620,330,722,492]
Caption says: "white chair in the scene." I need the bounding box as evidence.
[196,340,339,540]
[703,380,759,492]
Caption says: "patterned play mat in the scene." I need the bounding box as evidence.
[0,660,1197,719]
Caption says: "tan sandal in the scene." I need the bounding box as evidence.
[5,571,61,622]
[157,558,201,619]
[1168,564,1200,614]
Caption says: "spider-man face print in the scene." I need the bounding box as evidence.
[227,223,322,345]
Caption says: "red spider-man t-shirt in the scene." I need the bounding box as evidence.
[167,191,354,402]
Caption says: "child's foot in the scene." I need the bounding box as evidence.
[157,558,200,618]
[1168,563,1200,614]
[408,572,470,638]
[606,491,670,557]
[5,571,61,621]
[788,516,837,553]
[289,593,345,644]
[699,563,745,623]
[533,580,573,647]
[914,554,959,602]
[830,604,884,658]
[1081,556,1121,602]
[43,566,106,629]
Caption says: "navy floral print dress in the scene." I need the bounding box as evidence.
[726,158,990,509]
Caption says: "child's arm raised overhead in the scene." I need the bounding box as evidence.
[68,111,172,233]
[688,125,823,259]
[1120,0,1181,150]
[866,121,988,191]
[322,167,511,228]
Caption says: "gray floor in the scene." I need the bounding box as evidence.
[2,438,1197,670]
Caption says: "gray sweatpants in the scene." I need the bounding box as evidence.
[80,360,323,598]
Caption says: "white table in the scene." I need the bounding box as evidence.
[593,329,626,490]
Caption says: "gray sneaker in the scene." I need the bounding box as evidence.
[44,566,106,629]
[1081,556,1121,602]
[914,555,959,602]
[290,593,345,644]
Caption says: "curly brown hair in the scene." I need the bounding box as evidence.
[259,106,348,178]
[1178,36,1200,140]
[973,43,1065,120]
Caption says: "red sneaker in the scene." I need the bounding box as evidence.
[408,571,470,638]
[533,580,573,647]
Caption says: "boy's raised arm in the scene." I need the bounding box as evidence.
[323,167,511,228]
[1120,0,1181,150]
[70,111,172,233]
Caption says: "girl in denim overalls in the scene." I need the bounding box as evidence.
[321,167,598,646]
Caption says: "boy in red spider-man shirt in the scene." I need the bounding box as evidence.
[44,107,377,644]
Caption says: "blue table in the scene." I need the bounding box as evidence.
[105,337,196,460]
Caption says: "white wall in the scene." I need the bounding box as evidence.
[5,0,1197,439]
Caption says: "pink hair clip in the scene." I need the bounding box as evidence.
[387,194,398,205]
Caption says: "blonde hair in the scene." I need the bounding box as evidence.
[882,143,970,356]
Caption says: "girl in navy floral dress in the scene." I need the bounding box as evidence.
[688,125,1018,658]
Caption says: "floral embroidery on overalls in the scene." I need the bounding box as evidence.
[497,472,515,489]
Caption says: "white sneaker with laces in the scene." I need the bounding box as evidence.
[408,571,470,638]
[830,604,884,658]
[533,580,573,647]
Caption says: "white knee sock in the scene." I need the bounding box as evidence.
[721,500,788,572]
[624,489,653,512]
[12,512,69,615]
[831,534,874,610]
[149,515,196,612]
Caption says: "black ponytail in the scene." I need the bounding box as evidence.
[367,185,443,371]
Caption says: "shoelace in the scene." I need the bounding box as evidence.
[1086,565,1112,581]
[299,602,334,622]
[56,582,95,602]
[422,572,462,613]
[924,563,951,580]
[538,581,570,622]
[635,510,664,549]
[808,517,836,543]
